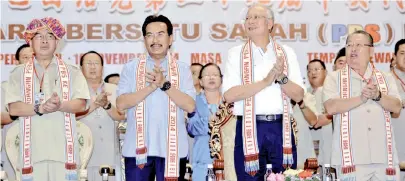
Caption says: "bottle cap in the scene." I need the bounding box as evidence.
[207,164,213,169]
[266,164,272,169]
[324,163,331,167]
[102,173,108,180]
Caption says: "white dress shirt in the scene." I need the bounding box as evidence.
[222,41,305,116]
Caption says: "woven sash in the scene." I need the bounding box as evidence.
[22,56,77,181]
[240,39,293,176]
[339,64,396,180]
[135,53,180,180]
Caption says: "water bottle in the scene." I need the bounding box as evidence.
[206,164,216,181]
[323,164,333,181]
[264,164,272,180]
[184,163,192,181]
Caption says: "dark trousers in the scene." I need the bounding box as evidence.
[234,117,297,181]
[125,156,187,181]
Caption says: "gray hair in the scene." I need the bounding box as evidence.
[346,30,374,46]
[241,3,275,23]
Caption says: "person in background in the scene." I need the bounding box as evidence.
[116,15,195,181]
[1,44,33,126]
[190,63,203,95]
[1,43,33,181]
[291,92,318,169]
[390,57,396,70]
[390,38,405,180]
[76,51,125,181]
[333,47,346,71]
[185,62,203,177]
[223,4,304,180]
[323,30,401,180]
[307,59,333,167]
[104,73,120,85]
[6,17,90,180]
[15,44,33,65]
[187,63,222,180]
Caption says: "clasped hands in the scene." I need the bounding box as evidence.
[94,90,111,108]
[146,65,166,89]
[264,56,285,85]
[40,92,61,114]
[39,90,112,114]
[360,79,381,103]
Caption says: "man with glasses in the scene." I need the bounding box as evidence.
[223,4,304,180]
[323,30,401,180]
[5,17,90,180]
[116,15,195,181]
[306,59,333,170]
[76,51,125,181]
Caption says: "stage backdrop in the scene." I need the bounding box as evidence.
[1,0,405,85]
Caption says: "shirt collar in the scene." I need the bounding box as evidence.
[251,40,274,53]
[88,81,104,95]
[200,91,222,106]
[350,64,373,81]
[393,67,405,80]
[34,56,57,66]
[309,86,323,94]
[146,53,168,65]
[200,91,208,105]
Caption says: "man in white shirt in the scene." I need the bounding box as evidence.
[223,4,304,180]
[307,59,332,164]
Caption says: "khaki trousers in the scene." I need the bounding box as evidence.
[336,164,400,181]
[29,161,69,181]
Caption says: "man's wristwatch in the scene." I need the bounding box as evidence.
[297,100,305,109]
[34,104,43,116]
[187,111,196,118]
[103,102,112,110]
[372,91,382,102]
[160,81,171,91]
[275,76,288,85]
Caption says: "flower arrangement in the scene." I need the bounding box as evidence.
[284,169,321,181]
[266,169,321,181]
[265,173,284,181]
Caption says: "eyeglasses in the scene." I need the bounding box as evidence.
[245,15,267,21]
[201,74,221,79]
[307,68,324,73]
[345,43,373,49]
[33,33,56,41]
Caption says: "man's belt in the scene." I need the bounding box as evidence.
[237,114,282,122]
